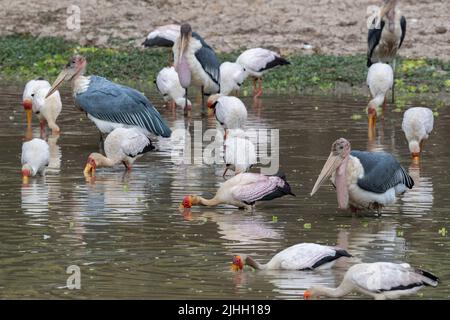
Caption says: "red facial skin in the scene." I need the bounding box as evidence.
[182,196,192,208]
[22,169,31,177]
[23,100,33,110]
[232,255,244,270]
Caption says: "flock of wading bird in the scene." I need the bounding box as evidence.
[19,0,439,299]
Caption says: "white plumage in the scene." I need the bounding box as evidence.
[32,86,62,133]
[224,129,257,175]
[23,79,51,103]
[21,138,50,176]
[367,62,393,108]
[305,262,439,300]
[143,24,180,46]
[209,94,247,130]
[219,62,247,96]
[238,243,351,270]
[236,48,285,78]
[402,107,434,156]
[84,128,153,173]
[155,66,191,109]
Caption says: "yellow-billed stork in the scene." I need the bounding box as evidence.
[21,138,50,184]
[402,107,434,160]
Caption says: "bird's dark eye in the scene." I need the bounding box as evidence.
[31,93,34,97]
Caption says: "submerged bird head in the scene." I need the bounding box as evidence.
[84,153,100,176]
[409,140,421,160]
[231,255,244,272]
[179,195,202,209]
[46,55,87,99]
[310,138,351,196]
[21,164,33,184]
[303,288,315,299]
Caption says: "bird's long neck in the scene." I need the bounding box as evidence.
[311,283,353,298]
[92,153,116,168]
[370,95,385,108]
[72,75,90,96]
[194,196,221,207]
[245,256,266,270]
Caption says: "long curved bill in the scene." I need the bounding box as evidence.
[26,109,33,125]
[22,175,29,185]
[379,0,396,19]
[83,163,95,176]
[310,152,343,196]
[46,69,67,99]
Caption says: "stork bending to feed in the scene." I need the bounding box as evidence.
[366,62,393,127]
[304,262,438,300]
[21,138,50,184]
[46,55,171,144]
[180,172,295,211]
[231,243,351,272]
[142,24,180,65]
[207,94,247,140]
[174,23,221,113]
[367,0,406,102]
[155,66,192,111]
[311,138,414,215]
[236,48,290,98]
[22,79,51,126]
[32,86,62,134]
[219,62,247,96]
[84,127,154,176]
[223,129,257,176]
[402,107,434,160]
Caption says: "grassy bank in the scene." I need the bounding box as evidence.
[1,35,449,100]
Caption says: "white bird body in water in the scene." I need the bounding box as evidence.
[32,86,62,134]
[402,107,434,159]
[304,262,439,300]
[180,172,295,210]
[232,243,351,271]
[236,47,290,97]
[21,138,50,179]
[366,62,393,112]
[224,129,257,175]
[22,79,51,125]
[84,127,155,175]
[208,94,247,131]
[219,62,247,96]
[311,138,414,214]
[155,66,192,109]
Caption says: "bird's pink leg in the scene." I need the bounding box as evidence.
[40,120,46,137]
[252,78,257,96]
[254,78,263,98]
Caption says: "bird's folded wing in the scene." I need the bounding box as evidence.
[231,175,280,204]
[367,20,385,67]
[279,245,336,270]
[194,46,221,87]
[76,76,171,137]
[352,151,413,193]
[121,131,151,157]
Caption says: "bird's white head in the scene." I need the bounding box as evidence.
[46,55,87,99]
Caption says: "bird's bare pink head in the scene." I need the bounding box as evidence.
[231,255,244,272]
[207,94,220,109]
[310,138,351,197]
[83,154,98,176]
[46,55,87,99]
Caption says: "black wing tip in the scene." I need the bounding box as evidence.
[141,141,156,153]
[415,268,440,286]
[335,249,352,258]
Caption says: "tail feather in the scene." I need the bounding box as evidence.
[415,268,439,287]
[261,56,291,72]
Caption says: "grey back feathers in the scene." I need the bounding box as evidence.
[351,150,414,194]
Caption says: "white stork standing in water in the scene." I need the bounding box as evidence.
[236,48,290,98]
[46,55,172,144]
[142,24,180,65]
[310,138,414,215]
[231,243,351,271]
[366,62,393,127]
[83,127,154,175]
[402,107,434,160]
[304,262,439,300]
[367,0,406,102]
[155,66,192,110]
[22,79,51,126]
[179,172,295,211]
[173,23,221,114]
[207,94,247,139]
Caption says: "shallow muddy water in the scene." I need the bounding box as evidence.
[0,85,449,299]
